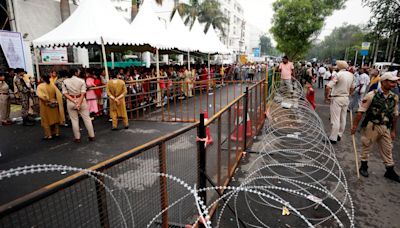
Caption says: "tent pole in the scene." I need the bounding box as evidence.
[208,53,211,79]
[111,52,115,69]
[100,37,109,81]
[188,51,191,71]
[34,47,41,82]
[156,48,162,107]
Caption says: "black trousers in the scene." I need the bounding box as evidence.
[318,77,323,88]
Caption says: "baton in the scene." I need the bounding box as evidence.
[350,111,360,179]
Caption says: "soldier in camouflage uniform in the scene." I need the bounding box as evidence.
[14,68,34,126]
[351,72,400,183]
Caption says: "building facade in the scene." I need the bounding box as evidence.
[217,0,246,60]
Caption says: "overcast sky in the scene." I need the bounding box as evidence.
[237,0,372,40]
[153,0,372,42]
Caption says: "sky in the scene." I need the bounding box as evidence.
[153,0,372,42]
[238,0,372,40]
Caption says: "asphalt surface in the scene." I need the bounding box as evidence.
[0,118,189,205]
[218,86,400,228]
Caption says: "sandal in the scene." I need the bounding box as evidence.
[42,136,53,140]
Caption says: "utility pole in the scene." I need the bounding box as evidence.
[354,49,358,67]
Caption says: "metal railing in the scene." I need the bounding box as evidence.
[0,80,267,228]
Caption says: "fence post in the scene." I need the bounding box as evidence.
[197,113,207,203]
[243,87,249,150]
[158,142,169,228]
[95,175,110,228]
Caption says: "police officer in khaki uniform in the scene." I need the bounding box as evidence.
[351,72,400,183]
[62,68,95,143]
[14,68,35,126]
[325,61,355,144]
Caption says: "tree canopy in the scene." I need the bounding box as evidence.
[259,35,279,56]
[362,0,399,36]
[171,0,228,35]
[270,0,346,60]
[306,24,366,62]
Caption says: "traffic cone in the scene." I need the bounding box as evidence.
[230,106,254,142]
[204,111,213,147]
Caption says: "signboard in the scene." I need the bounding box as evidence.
[361,42,371,50]
[360,50,369,56]
[253,48,260,57]
[0,30,26,69]
[239,55,248,64]
[361,42,371,56]
[41,47,68,63]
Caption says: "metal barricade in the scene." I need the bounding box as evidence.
[0,80,267,227]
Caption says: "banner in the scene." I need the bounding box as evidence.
[0,31,26,69]
[41,47,68,63]
[253,48,260,57]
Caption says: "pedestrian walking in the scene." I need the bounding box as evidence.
[351,72,400,183]
[62,68,95,143]
[318,65,327,88]
[0,71,12,125]
[106,73,129,130]
[278,56,295,97]
[14,68,35,126]
[325,61,355,144]
[36,74,65,140]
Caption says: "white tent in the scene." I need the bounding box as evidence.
[205,25,230,55]
[129,0,173,50]
[189,19,212,53]
[166,12,196,52]
[32,0,136,48]
[32,0,142,80]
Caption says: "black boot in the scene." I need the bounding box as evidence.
[384,166,400,183]
[23,118,34,126]
[359,161,369,177]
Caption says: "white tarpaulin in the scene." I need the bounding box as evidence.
[205,26,230,54]
[0,31,26,69]
[190,19,214,53]
[166,12,195,52]
[32,0,137,48]
[130,0,173,50]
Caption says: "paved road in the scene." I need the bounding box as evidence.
[0,117,189,205]
[219,86,400,227]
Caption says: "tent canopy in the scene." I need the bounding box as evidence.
[33,0,137,48]
[130,0,173,50]
[166,12,195,52]
[205,25,231,55]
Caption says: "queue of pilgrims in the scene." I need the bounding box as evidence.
[0,63,266,141]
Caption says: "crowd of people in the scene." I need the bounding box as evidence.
[276,56,400,183]
[0,62,266,141]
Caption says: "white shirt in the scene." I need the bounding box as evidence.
[318,67,327,77]
[358,73,370,86]
[327,70,355,97]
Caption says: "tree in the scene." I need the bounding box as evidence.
[259,35,279,56]
[362,0,400,63]
[306,24,366,62]
[270,0,346,60]
[171,0,228,35]
[131,0,163,22]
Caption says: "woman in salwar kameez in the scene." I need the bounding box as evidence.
[36,75,65,139]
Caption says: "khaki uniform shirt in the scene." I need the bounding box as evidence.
[62,76,86,96]
[327,70,355,97]
[358,90,399,117]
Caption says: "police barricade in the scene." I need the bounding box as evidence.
[0,80,267,228]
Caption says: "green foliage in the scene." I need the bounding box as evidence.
[362,0,400,36]
[259,35,279,56]
[170,0,228,36]
[306,24,366,61]
[270,0,346,60]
